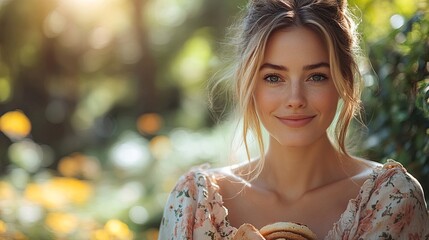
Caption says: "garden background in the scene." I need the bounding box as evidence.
[0,0,428,239]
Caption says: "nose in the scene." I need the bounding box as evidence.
[285,81,306,109]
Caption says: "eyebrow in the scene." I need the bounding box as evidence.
[303,62,330,71]
[259,62,330,71]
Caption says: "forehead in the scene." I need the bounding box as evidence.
[263,27,329,65]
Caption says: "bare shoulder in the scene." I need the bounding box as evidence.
[347,157,382,180]
[328,157,382,195]
[207,164,250,199]
[377,160,425,193]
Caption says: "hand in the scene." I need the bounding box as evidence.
[232,223,266,240]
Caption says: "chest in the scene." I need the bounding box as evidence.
[222,183,360,238]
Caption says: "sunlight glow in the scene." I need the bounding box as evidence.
[43,10,66,38]
[90,27,113,49]
[58,0,107,21]
[172,32,213,86]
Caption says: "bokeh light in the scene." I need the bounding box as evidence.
[0,181,15,200]
[17,202,43,224]
[0,77,11,102]
[390,14,405,29]
[43,10,67,38]
[117,181,144,204]
[137,113,163,135]
[129,205,149,224]
[45,212,79,235]
[172,30,213,87]
[8,140,43,173]
[0,220,6,233]
[149,135,172,160]
[58,153,101,179]
[0,110,31,140]
[109,132,152,172]
[24,177,93,209]
[103,219,133,240]
[0,0,427,239]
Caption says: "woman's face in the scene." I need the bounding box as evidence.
[253,27,339,147]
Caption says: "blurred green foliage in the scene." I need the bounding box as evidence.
[0,0,428,239]
[352,0,429,197]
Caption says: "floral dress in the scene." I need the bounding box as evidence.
[158,160,429,240]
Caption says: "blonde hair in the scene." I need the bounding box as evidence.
[211,0,362,177]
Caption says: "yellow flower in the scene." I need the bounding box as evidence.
[50,177,93,205]
[91,229,110,240]
[0,220,7,233]
[104,219,133,240]
[24,177,93,209]
[58,153,100,179]
[0,110,31,140]
[0,181,15,200]
[24,182,65,209]
[45,212,78,235]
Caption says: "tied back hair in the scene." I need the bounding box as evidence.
[209,0,363,180]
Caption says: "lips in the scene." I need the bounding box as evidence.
[276,115,316,128]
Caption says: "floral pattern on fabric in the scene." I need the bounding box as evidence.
[159,166,236,240]
[158,160,429,240]
[327,160,429,240]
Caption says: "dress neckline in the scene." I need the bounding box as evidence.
[205,160,403,239]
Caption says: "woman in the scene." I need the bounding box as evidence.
[158,0,429,239]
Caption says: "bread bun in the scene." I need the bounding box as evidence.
[259,222,317,240]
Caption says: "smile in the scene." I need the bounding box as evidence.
[276,115,316,128]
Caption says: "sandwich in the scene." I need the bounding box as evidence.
[259,222,317,240]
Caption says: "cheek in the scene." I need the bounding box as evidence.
[254,88,280,114]
[311,89,339,115]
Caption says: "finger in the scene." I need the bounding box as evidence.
[233,223,265,240]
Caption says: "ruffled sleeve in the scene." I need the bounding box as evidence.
[158,167,236,240]
[328,160,429,239]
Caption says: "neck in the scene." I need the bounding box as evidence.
[255,134,345,202]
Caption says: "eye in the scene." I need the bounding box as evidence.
[309,74,328,82]
[264,74,282,83]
